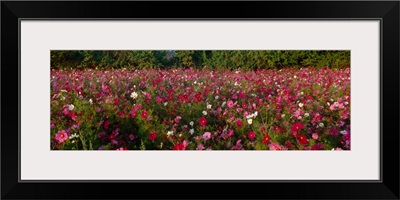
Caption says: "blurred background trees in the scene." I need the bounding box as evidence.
[51,50,350,70]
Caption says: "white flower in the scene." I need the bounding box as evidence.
[247,119,253,124]
[344,102,349,105]
[234,81,239,86]
[222,101,226,107]
[281,114,285,118]
[89,99,93,104]
[164,102,168,106]
[254,111,258,117]
[189,121,194,126]
[68,104,75,111]
[340,130,348,135]
[304,113,309,117]
[179,134,182,137]
[207,104,212,110]
[319,123,324,128]
[294,75,297,79]
[202,111,207,116]
[69,133,78,139]
[215,96,219,100]
[130,92,138,99]
[300,92,304,95]
[189,129,194,135]
[60,90,68,93]
[167,131,174,136]
[298,103,303,108]
[194,81,197,85]
[327,102,330,106]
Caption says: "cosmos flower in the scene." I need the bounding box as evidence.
[148,131,157,142]
[202,132,211,140]
[198,116,207,127]
[297,134,308,145]
[247,131,256,140]
[130,91,138,99]
[262,134,270,144]
[291,122,304,133]
[54,130,68,144]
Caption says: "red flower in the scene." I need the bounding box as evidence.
[173,143,185,150]
[235,119,243,128]
[117,111,125,118]
[297,134,308,145]
[247,131,256,140]
[262,134,270,144]
[141,110,148,119]
[69,112,77,121]
[291,122,304,133]
[114,98,119,105]
[104,120,110,129]
[148,131,157,142]
[198,116,207,127]
[285,140,292,148]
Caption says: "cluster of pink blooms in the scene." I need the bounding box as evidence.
[51,67,350,150]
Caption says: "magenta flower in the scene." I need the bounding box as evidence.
[54,130,68,144]
[129,134,135,141]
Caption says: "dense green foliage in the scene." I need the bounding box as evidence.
[51,50,350,70]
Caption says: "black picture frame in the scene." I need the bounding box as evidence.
[1,1,399,199]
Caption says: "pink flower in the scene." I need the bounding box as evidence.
[196,143,205,150]
[183,140,189,148]
[174,116,182,124]
[54,130,68,144]
[129,134,135,141]
[202,132,211,140]
[312,133,319,140]
[231,140,244,150]
[227,100,236,109]
[293,109,301,118]
[269,142,286,150]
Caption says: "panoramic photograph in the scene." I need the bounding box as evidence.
[50,50,350,150]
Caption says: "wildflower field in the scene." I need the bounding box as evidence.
[51,67,350,150]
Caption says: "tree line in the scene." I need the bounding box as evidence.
[51,50,350,70]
